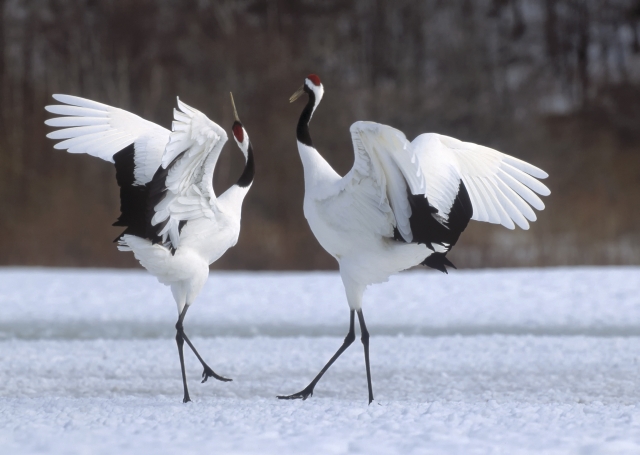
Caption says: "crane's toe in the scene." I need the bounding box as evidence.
[277,386,314,401]
[201,366,232,383]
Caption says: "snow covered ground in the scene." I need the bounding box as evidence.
[1,267,640,454]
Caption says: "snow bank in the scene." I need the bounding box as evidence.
[1,266,640,338]
[1,267,639,454]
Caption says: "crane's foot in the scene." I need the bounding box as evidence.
[183,392,191,403]
[277,385,315,401]
[201,365,232,383]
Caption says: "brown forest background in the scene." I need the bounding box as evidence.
[1,0,640,270]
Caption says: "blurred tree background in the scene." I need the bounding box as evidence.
[1,0,639,270]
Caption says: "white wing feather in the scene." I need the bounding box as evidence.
[45,94,170,185]
[349,122,427,241]
[412,133,550,230]
[150,98,228,249]
[317,121,425,241]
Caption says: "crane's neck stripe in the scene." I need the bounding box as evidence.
[236,143,254,188]
[296,88,316,147]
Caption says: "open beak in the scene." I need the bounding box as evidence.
[289,85,305,103]
[230,92,240,122]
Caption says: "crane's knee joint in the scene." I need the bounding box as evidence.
[345,331,356,344]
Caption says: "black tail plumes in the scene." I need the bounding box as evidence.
[112,144,183,249]
[394,180,473,273]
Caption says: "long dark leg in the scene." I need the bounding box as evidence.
[176,305,232,384]
[357,309,374,404]
[278,310,356,401]
[175,306,191,403]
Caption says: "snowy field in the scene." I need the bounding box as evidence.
[1,267,640,454]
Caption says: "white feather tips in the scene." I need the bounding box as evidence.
[45,94,171,177]
[502,155,549,179]
[411,132,550,232]
[46,124,111,140]
[44,116,108,127]
[52,94,110,111]
[45,105,109,118]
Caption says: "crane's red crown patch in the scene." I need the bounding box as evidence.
[307,74,321,86]
[232,122,244,143]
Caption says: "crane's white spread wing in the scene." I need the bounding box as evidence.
[411,133,550,230]
[45,94,170,185]
[149,98,228,249]
[317,121,425,241]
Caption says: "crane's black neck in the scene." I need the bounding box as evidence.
[235,143,254,188]
[296,88,316,147]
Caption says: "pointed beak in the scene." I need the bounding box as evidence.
[230,92,240,122]
[289,85,305,103]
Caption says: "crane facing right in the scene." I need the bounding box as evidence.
[278,74,551,404]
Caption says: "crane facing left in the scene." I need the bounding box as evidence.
[45,93,255,403]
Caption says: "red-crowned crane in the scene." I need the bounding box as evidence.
[278,74,549,404]
[45,93,255,403]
